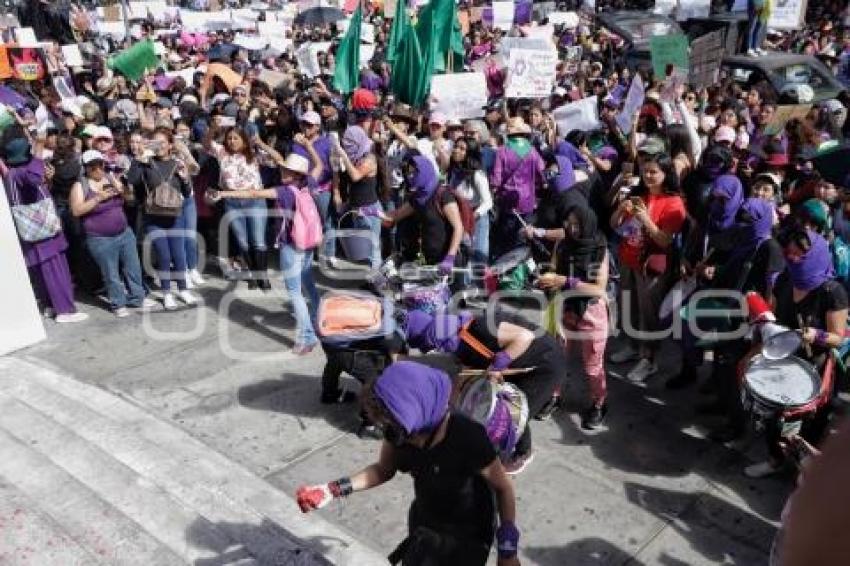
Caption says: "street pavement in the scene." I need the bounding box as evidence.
[0,271,799,565]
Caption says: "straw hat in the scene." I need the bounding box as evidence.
[505,117,531,136]
[281,153,309,176]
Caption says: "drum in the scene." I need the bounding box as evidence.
[454,375,529,459]
[742,355,821,420]
[400,280,450,314]
[490,246,531,276]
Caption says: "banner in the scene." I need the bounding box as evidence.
[649,33,689,78]
[492,1,515,30]
[689,30,724,89]
[615,75,645,135]
[764,104,812,137]
[769,0,807,29]
[506,48,557,99]
[553,96,600,136]
[676,0,710,20]
[8,47,46,81]
[430,72,487,119]
[296,43,321,78]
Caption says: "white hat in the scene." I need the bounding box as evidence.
[93,126,113,140]
[299,110,321,126]
[714,125,736,144]
[280,153,309,175]
[81,149,105,165]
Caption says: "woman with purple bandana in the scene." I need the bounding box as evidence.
[744,227,848,478]
[295,361,521,566]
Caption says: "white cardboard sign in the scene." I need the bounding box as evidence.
[430,72,488,119]
[615,75,645,135]
[505,48,557,99]
[553,96,601,136]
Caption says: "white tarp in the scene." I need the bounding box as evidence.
[430,72,488,119]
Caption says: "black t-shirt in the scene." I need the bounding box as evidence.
[773,274,849,364]
[394,413,497,540]
[714,239,785,297]
[455,313,554,369]
[50,153,81,203]
[347,171,379,208]
[412,189,456,264]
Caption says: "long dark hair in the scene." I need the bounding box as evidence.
[666,124,694,163]
[223,126,255,164]
[636,152,680,195]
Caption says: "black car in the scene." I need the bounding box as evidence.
[597,11,683,72]
[721,54,847,104]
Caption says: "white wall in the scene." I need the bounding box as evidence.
[0,178,46,355]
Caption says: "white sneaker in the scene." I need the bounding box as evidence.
[114,307,130,318]
[609,346,639,364]
[132,297,160,310]
[627,359,658,382]
[747,49,759,57]
[744,460,782,479]
[162,293,178,310]
[756,48,767,56]
[189,269,206,286]
[184,273,195,290]
[55,312,89,323]
[177,290,199,305]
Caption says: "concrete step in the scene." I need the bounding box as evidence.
[0,358,386,566]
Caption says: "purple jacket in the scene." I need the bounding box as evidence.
[490,146,544,214]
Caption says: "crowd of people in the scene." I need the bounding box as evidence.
[5,0,850,564]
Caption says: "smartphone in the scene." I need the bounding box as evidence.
[630,196,643,207]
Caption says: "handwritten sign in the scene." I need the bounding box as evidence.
[492,1,515,30]
[553,96,600,136]
[506,48,557,99]
[61,45,85,67]
[499,37,553,58]
[689,30,724,89]
[769,0,807,29]
[649,33,689,78]
[295,43,320,78]
[431,72,488,119]
[764,104,812,137]
[676,0,710,20]
[615,75,645,135]
[547,12,579,27]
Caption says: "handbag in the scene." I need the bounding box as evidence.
[6,173,61,243]
[143,163,183,217]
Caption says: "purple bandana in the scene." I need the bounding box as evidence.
[729,197,774,264]
[409,155,440,207]
[708,174,744,234]
[551,155,575,193]
[404,310,473,353]
[373,361,451,434]
[342,125,372,163]
[787,230,835,291]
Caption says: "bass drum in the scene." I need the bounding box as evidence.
[453,374,529,460]
[742,355,821,421]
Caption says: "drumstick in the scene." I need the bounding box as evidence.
[512,211,552,259]
[458,367,537,376]
[797,314,813,358]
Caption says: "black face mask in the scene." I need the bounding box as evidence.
[382,423,409,447]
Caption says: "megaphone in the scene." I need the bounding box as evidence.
[760,322,802,360]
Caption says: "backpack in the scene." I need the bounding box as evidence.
[435,186,475,237]
[280,185,323,250]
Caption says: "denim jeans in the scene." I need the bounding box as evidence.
[280,244,319,346]
[225,198,267,253]
[351,201,383,270]
[312,190,335,259]
[182,193,199,271]
[86,227,146,309]
[747,0,766,50]
[472,212,490,265]
[144,219,188,292]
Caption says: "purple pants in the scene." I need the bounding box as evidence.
[29,253,77,315]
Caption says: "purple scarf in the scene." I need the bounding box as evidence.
[787,230,835,291]
[409,155,440,207]
[373,361,451,434]
[556,141,588,170]
[342,125,372,163]
[404,310,473,353]
[551,155,575,193]
[728,197,774,265]
[708,174,744,234]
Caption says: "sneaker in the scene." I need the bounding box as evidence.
[162,293,178,310]
[177,290,199,305]
[184,273,195,290]
[189,269,206,286]
[504,451,535,475]
[114,307,130,318]
[534,395,562,421]
[756,47,768,56]
[55,312,89,324]
[131,297,160,311]
[627,359,658,382]
[744,460,783,479]
[747,49,759,57]
[581,402,608,430]
[609,346,639,364]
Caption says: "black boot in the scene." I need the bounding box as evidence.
[253,250,272,291]
[666,363,699,390]
[242,252,257,290]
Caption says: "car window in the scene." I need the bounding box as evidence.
[616,19,675,43]
[772,64,828,90]
[726,66,754,83]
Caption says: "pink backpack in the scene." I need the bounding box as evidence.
[280,185,323,251]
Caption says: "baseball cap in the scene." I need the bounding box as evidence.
[429,112,447,126]
[300,110,321,126]
[92,126,113,140]
[81,149,105,165]
[714,125,736,145]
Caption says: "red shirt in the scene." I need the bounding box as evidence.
[618,192,686,270]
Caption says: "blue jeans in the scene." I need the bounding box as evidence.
[351,201,383,270]
[312,190,335,259]
[182,194,199,271]
[225,199,267,253]
[747,0,766,50]
[280,245,319,346]
[145,219,188,292]
[86,227,146,309]
[473,212,491,265]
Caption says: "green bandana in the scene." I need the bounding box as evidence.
[506,136,532,159]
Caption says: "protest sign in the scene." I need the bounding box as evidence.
[499,37,553,58]
[0,48,11,80]
[53,75,76,101]
[547,12,579,27]
[60,45,85,68]
[361,44,375,68]
[649,33,689,78]
[361,23,375,44]
[97,21,128,40]
[689,30,723,89]
[492,1,515,30]
[764,104,812,137]
[257,21,286,38]
[430,72,487,120]
[514,0,532,25]
[676,0,710,20]
[258,69,290,89]
[103,4,123,22]
[13,28,38,47]
[769,0,807,29]
[506,48,557,99]
[8,47,46,81]
[234,34,269,52]
[165,67,198,85]
[384,0,397,18]
[564,46,583,63]
[553,96,600,136]
[525,24,555,44]
[615,75,645,134]
[296,43,321,78]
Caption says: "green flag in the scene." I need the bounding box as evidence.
[415,0,464,73]
[385,0,409,64]
[390,19,434,107]
[333,5,362,95]
[107,40,159,82]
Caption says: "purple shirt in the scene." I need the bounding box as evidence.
[292,135,332,189]
[274,184,297,246]
[81,179,128,237]
[490,147,544,215]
